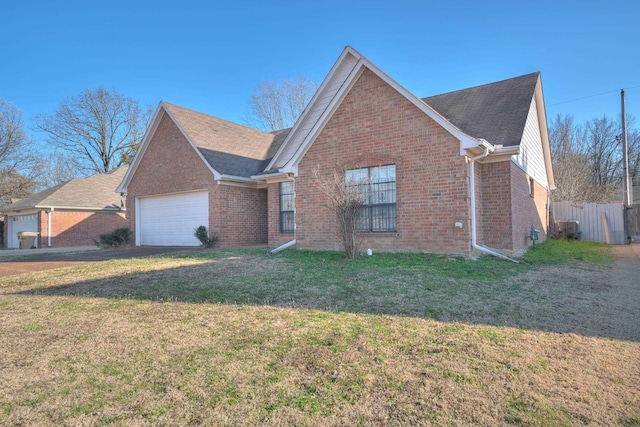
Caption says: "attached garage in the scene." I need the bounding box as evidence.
[137,191,209,246]
[6,214,39,249]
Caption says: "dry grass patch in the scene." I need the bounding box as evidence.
[0,246,638,426]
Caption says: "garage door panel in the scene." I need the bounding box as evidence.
[7,214,39,249]
[139,192,208,246]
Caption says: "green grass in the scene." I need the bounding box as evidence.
[520,238,614,265]
[0,240,636,426]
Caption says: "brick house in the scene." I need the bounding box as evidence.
[1,167,127,249]
[117,46,554,256]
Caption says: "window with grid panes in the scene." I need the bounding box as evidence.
[279,181,295,233]
[345,164,396,232]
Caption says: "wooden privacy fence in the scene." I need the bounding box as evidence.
[551,201,626,244]
[630,205,640,239]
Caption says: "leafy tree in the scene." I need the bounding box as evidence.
[35,87,151,175]
[244,77,318,131]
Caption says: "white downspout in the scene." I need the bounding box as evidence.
[469,143,519,263]
[271,175,297,253]
[47,208,53,247]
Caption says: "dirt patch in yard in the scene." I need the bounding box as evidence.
[515,243,640,341]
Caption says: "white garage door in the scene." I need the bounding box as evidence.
[138,192,209,246]
[7,214,39,249]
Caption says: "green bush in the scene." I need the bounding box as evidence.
[194,225,219,248]
[95,227,132,248]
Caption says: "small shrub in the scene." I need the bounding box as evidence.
[564,230,581,240]
[194,225,219,248]
[95,227,132,248]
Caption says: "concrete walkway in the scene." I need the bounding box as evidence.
[0,246,208,278]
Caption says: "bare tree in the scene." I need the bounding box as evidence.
[41,152,84,187]
[586,116,620,187]
[244,77,319,131]
[313,165,366,259]
[35,87,151,175]
[628,127,640,186]
[0,97,43,203]
[548,114,636,203]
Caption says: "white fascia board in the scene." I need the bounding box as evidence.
[1,208,41,215]
[354,57,479,151]
[34,205,124,211]
[218,175,266,189]
[534,76,556,190]
[219,174,257,183]
[264,46,364,172]
[282,52,479,170]
[482,147,520,164]
[116,102,165,194]
[250,171,288,181]
[283,59,366,169]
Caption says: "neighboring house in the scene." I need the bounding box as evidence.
[117,46,555,256]
[1,167,127,249]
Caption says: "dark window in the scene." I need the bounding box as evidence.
[345,164,396,232]
[529,177,535,198]
[280,181,295,233]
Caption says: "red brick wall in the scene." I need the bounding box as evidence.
[38,210,127,247]
[126,111,267,247]
[510,163,548,250]
[217,185,268,246]
[474,161,549,251]
[477,161,514,249]
[290,68,472,255]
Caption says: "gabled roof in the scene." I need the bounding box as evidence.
[163,102,290,177]
[117,102,289,192]
[260,46,482,176]
[0,167,128,212]
[422,72,540,147]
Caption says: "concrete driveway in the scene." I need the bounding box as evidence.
[0,247,205,278]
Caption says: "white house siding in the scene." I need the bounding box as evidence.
[271,54,359,170]
[513,97,549,188]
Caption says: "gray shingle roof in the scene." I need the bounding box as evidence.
[0,167,127,212]
[162,102,290,178]
[422,72,539,147]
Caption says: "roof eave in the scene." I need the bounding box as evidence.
[264,46,364,172]
[534,75,556,190]
[278,51,479,170]
[116,102,224,194]
[218,174,257,183]
[1,205,124,213]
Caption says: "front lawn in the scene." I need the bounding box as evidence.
[0,241,637,426]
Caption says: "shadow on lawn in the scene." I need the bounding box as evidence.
[10,250,640,343]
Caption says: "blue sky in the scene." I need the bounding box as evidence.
[2,0,639,140]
